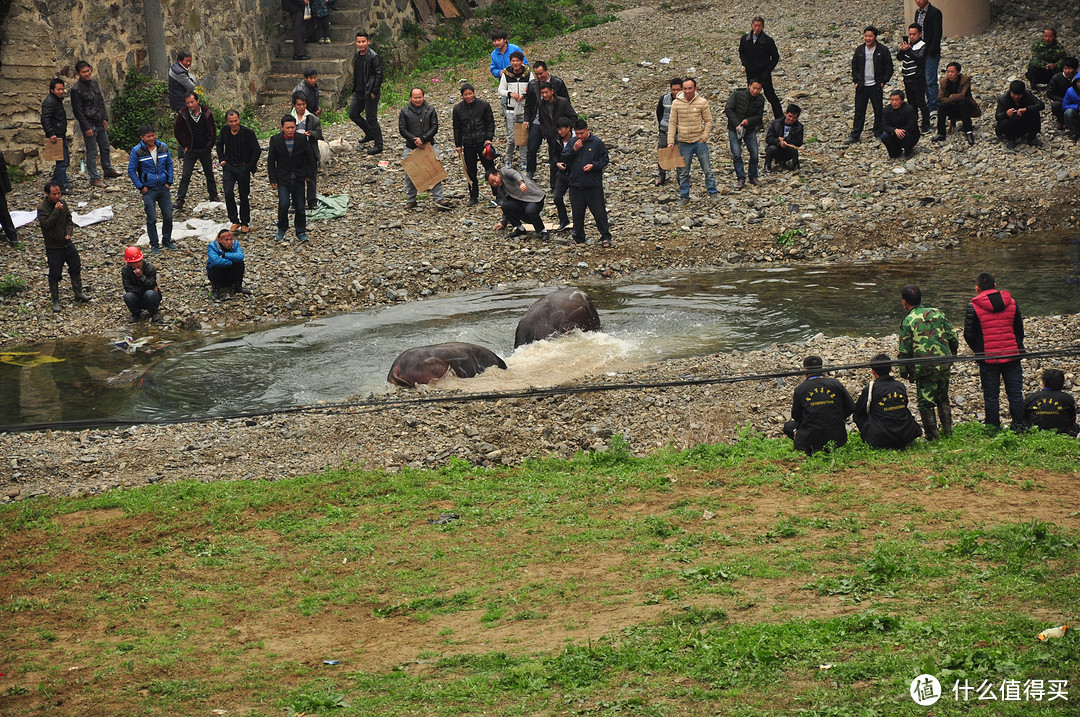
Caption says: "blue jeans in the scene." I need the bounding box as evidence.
[50,138,71,189]
[925,56,940,113]
[728,129,759,181]
[141,185,173,248]
[677,140,717,198]
[83,124,113,179]
[978,360,1025,428]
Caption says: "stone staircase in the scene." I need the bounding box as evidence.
[258,0,374,111]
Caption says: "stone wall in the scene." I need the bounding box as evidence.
[0,0,280,173]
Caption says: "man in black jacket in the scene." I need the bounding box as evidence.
[995,80,1045,149]
[399,87,451,211]
[267,115,318,242]
[453,84,497,207]
[70,60,119,187]
[1024,369,1078,436]
[897,23,931,132]
[1046,57,1078,130]
[41,78,71,192]
[532,83,576,189]
[738,16,782,119]
[853,354,923,449]
[522,61,571,179]
[913,0,943,116]
[881,90,920,158]
[350,32,384,155]
[764,104,804,172]
[783,355,855,455]
[725,79,766,188]
[560,119,611,247]
[216,110,262,233]
[844,27,893,144]
[173,92,221,211]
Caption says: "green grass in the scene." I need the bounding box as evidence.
[1,426,1078,715]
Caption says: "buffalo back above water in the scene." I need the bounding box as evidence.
[388,342,507,387]
[514,288,602,348]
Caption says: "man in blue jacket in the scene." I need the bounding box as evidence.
[127,124,175,252]
[206,228,250,300]
[490,29,526,79]
[559,119,611,248]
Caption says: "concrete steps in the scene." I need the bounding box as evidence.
[257,0,371,110]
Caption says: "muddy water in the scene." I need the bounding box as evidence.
[2,233,1077,426]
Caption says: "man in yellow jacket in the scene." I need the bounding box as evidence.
[667,78,717,205]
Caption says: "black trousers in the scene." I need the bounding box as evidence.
[764,144,799,169]
[881,129,920,158]
[904,78,930,128]
[462,145,496,201]
[749,70,783,119]
[177,146,218,203]
[0,191,16,241]
[208,261,245,288]
[349,92,383,150]
[501,196,545,232]
[569,185,610,243]
[551,167,570,226]
[996,112,1040,140]
[46,244,80,283]
[937,103,973,134]
[853,84,884,137]
[289,9,306,57]
[221,164,252,225]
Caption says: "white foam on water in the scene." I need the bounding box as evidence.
[434,331,644,392]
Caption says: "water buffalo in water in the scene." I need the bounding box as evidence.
[514,288,602,348]
[387,342,507,387]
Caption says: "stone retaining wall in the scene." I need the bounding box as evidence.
[0,0,278,172]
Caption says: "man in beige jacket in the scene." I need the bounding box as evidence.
[667,78,717,204]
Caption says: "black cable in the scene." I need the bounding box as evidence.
[2,346,1078,434]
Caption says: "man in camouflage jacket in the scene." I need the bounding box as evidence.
[898,284,959,440]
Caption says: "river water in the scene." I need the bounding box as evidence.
[2,234,1077,426]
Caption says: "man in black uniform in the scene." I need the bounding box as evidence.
[783,355,855,454]
[1024,369,1078,436]
[853,354,923,448]
[738,16,782,119]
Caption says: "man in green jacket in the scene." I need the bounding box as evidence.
[898,284,958,440]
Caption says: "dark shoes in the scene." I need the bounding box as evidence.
[162,239,178,250]
[90,178,104,188]
[404,200,418,209]
[842,134,859,145]
[366,147,383,155]
[234,284,252,295]
[748,177,761,187]
[466,197,478,207]
[1027,136,1042,147]
[966,132,976,145]
[735,179,746,189]
[173,200,184,211]
[149,312,162,324]
[932,134,946,142]
[1006,138,1018,150]
[904,146,916,157]
[511,225,528,237]
[359,135,374,144]
[433,199,453,211]
[293,55,311,61]
[210,195,224,203]
[103,168,121,179]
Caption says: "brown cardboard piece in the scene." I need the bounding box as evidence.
[657,145,685,170]
[43,138,65,162]
[514,122,530,147]
[401,143,448,193]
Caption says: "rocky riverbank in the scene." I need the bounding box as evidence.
[2,0,1079,350]
[2,0,1079,500]
[2,313,1077,502]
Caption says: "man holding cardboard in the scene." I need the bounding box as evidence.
[399,88,452,211]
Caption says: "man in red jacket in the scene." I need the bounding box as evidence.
[963,271,1026,429]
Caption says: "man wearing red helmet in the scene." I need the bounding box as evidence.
[121,246,162,323]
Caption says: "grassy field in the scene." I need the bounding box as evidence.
[1,424,1078,715]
